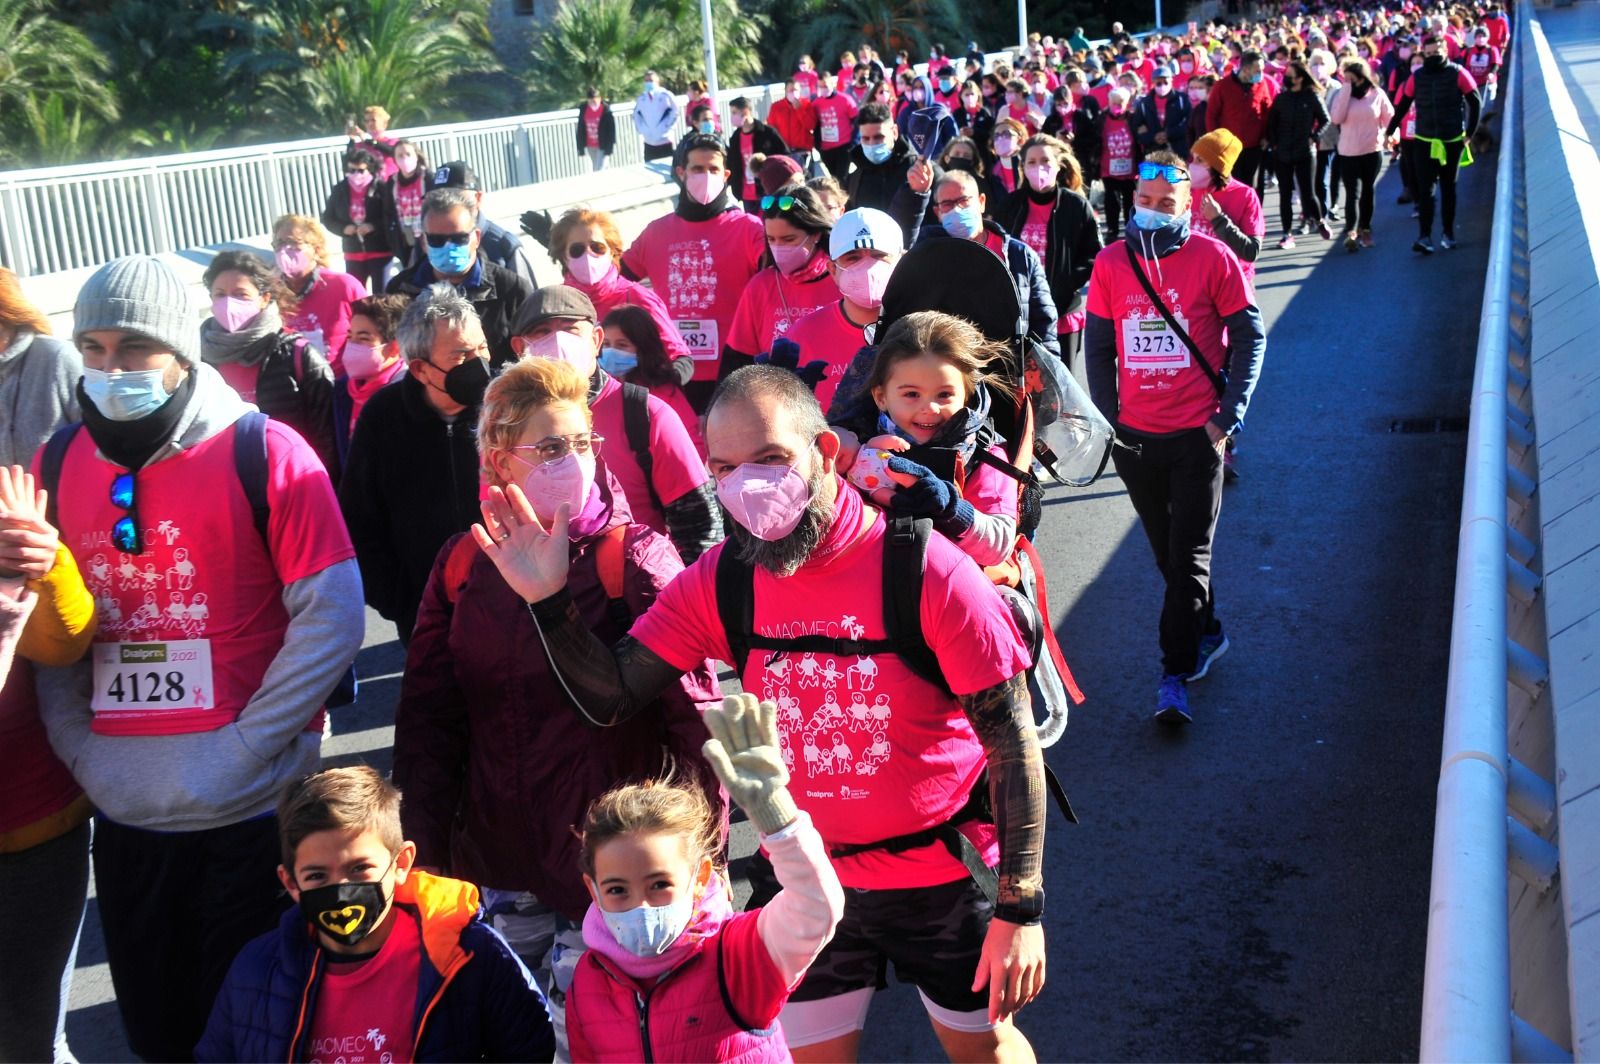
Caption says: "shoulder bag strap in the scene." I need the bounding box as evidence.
[1123,241,1228,398]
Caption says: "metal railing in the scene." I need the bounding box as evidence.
[1417,5,1564,1060]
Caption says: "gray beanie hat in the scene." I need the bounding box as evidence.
[73,255,198,365]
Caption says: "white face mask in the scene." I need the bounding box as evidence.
[82,367,172,422]
[600,892,696,957]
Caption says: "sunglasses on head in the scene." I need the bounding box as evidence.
[1138,161,1191,183]
[761,195,796,211]
[110,472,140,554]
[424,232,474,248]
[567,240,609,259]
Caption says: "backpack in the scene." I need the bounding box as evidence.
[444,523,631,630]
[40,413,360,708]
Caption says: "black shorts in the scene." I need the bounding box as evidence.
[789,875,994,1013]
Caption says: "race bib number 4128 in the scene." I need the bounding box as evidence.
[91,640,215,713]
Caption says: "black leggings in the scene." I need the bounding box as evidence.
[1413,138,1467,238]
[1102,177,1138,238]
[1274,156,1321,229]
[1340,151,1381,231]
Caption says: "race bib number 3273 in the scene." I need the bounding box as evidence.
[92,640,215,713]
[1120,314,1193,371]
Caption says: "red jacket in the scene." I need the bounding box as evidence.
[568,912,789,1064]
[1206,72,1277,147]
[767,97,817,152]
[392,474,724,920]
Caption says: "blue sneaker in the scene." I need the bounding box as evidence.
[1189,631,1230,681]
[1155,675,1191,723]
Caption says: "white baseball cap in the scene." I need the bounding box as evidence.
[828,207,905,260]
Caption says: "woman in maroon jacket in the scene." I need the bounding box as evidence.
[392,357,722,1018]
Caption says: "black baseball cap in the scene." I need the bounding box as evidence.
[429,160,480,191]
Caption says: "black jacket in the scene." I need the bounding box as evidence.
[998,186,1103,316]
[726,120,790,198]
[216,331,338,477]
[913,219,1061,364]
[575,102,618,155]
[1069,95,1103,178]
[387,257,533,368]
[846,137,939,245]
[321,179,393,258]
[1266,88,1330,163]
[1133,91,1195,159]
[338,372,484,642]
[954,106,996,149]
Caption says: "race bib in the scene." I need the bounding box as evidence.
[92,640,216,713]
[821,117,840,143]
[1120,314,1192,370]
[1110,156,1133,177]
[675,319,720,361]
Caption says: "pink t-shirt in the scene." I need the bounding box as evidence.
[309,908,421,1064]
[1019,198,1052,262]
[963,443,1020,519]
[1464,47,1500,87]
[590,374,709,536]
[622,210,768,381]
[631,483,1030,890]
[649,379,706,459]
[569,271,691,363]
[48,419,353,736]
[285,269,368,373]
[726,262,841,358]
[1190,179,1264,282]
[812,92,859,150]
[1086,233,1252,435]
[794,69,821,99]
[1101,114,1137,179]
[783,301,873,412]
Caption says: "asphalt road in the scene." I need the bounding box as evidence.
[64,151,1491,1061]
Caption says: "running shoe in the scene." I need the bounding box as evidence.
[1359,230,1375,249]
[1413,237,1435,255]
[1411,207,1420,218]
[1345,230,1360,253]
[1326,206,1341,221]
[1293,219,1308,235]
[1439,233,1457,249]
[1278,234,1296,249]
[1155,675,1191,723]
[1189,630,1231,681]
[1318,219,1333,240]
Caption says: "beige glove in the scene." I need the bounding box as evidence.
[702,693,799,836]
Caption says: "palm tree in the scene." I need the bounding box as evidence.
[0,0,119,166]
[650,0,770,91]
[525,0,671,109]
[789,0,968,71]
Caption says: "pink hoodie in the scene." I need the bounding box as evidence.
[1329,82,1395,156]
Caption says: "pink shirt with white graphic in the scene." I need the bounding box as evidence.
[726,261,841,359]
[631,482,1030,890]
[783,301,873,413]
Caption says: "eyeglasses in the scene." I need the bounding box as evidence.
[1138,161,1191,183]
[424,232,474,248]
[934,193,974,213]
[761,195,796,211]
[567,240,609,259]
[110,472,140,554]
[509,434,606,465]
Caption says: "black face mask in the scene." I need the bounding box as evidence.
[298,868,391,947]
[443,356,491,407]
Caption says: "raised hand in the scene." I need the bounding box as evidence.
[701,693,798,836]
[0,465,58,581]
[469,483,573,604]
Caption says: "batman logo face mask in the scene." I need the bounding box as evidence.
[298,861,393,947]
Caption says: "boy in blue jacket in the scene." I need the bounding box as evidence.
[196,767,554,1062]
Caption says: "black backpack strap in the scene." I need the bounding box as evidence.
[1123,241,1228,397]
[883,514,949,692]
[620,382,660,511]
[232,412,272,543]
[39,423,82,528]
[714,544,754,677]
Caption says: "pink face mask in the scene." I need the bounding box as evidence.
[527,329,598,377]
[346,171,373,192]
[568,251,616,286]
[342,340,388,380]
[521,451,597,523]
[769,240,815,275]
[836,257,894,309]
[685,171,726,205]
[716,463,812,541]
[212,295,261,333]
[1025,163,1057,192]
[275,246,311,278]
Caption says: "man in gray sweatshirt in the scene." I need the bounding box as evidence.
[34,255,365,1060]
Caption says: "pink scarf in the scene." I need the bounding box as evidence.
[581,873,735,983]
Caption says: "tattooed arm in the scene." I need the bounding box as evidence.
[959,671,1047,925]
[958,669,1049,1022]
[526,592,685,727]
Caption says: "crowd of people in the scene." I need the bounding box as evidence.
[0,1,1501,1060]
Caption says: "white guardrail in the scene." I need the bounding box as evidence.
[1417,5,1565,1061]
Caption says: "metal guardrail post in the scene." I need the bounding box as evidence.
[0,182,29,276]
[1417,3,1521,1060]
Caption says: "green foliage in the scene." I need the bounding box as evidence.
[0,0,119,166]
[526,0,769,109]
[783,0,968,72]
